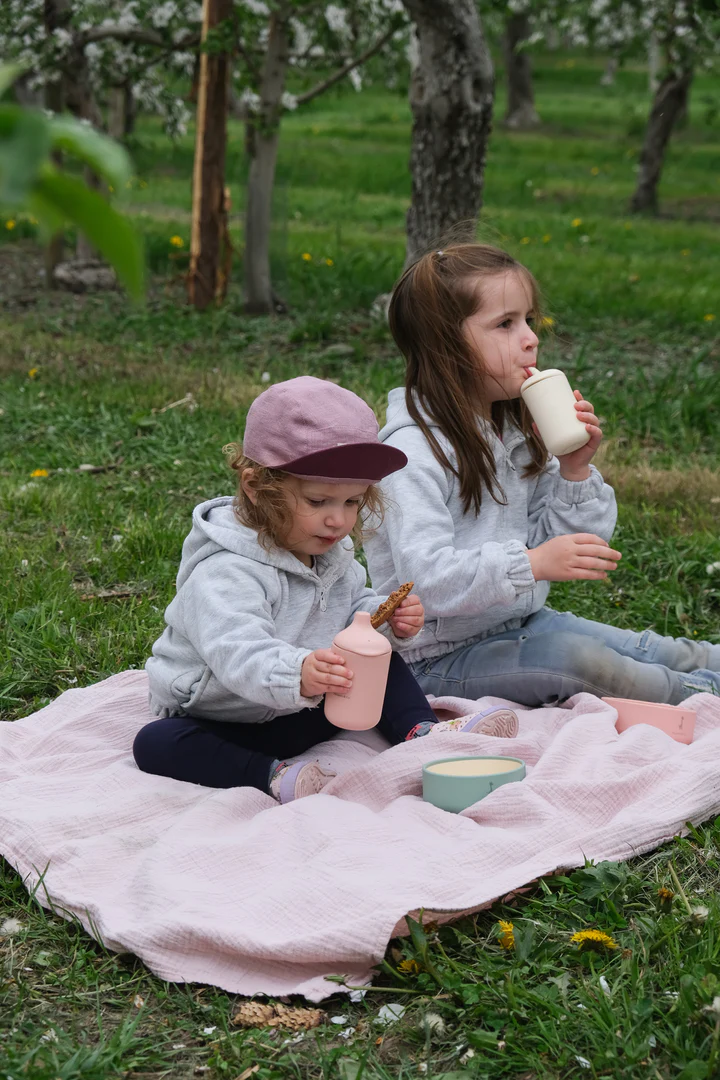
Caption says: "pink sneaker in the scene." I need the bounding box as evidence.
[271,761,337,803]
[431,706,519,739]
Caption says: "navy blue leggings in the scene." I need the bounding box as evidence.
[133,652,436,793]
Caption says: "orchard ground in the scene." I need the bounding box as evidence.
[1,52,719,1080]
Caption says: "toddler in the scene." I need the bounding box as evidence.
[134,376,518,802]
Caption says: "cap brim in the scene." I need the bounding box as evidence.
[278,443,407,484]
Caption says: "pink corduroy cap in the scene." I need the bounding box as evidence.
[242,376,407,484]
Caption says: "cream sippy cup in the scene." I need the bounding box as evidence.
[520,368,591,457]
[324,611,391,730]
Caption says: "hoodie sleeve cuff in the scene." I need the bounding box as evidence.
[554,465,604,506]
[276,647,323,710]
[505,539,536,595]
[376,622,421,652]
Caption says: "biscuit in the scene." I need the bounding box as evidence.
[370,581,414,629]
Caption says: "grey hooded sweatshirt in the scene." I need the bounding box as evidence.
[364,389,618,664]
[146,497,399,724]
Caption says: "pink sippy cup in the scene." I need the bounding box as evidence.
[324,611,391,730]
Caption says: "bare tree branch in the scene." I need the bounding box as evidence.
[82,26,200,49]
[294,22,398,107]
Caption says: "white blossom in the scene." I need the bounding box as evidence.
[325,4,350,37]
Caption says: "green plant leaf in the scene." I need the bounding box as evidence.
[0,64,24,98]
[33,167,145,299]
[0,109,51,204]
[49,115,132,191]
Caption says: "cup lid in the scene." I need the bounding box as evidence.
[520,367,562,389]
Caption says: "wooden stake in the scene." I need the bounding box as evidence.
[188,0,232,310]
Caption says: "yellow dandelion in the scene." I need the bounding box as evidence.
[656,886,674,911]
[6,219,16,230]
[570,929,618,952]
[398,958,420,974]
[108,185,114,193]
[571,218,582,228]
[681,249,690,256]
[498,920,515,949]
[169,235,184,248]
[542,316,554,328]
[301,252,312,262]
[325,258,334,266]
[542,234,551,243]
[591,166,600,175]
[703,313,715,322]
[624,222,633,230]
[30,468,49,478]
[28,367,39,379]
[520,236,531,245]
[139,180,148,188]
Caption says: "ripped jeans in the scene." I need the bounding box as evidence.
[410,606,720,707]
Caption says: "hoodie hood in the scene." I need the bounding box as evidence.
[175,496,354,590]
[379,387,526,456]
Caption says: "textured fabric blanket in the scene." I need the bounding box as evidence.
[1,671,719,1002]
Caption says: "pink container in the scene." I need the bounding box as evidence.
[602,697,696,744]
[324,611,391,731]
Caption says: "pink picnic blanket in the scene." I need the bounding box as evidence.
[1,671,719,1002]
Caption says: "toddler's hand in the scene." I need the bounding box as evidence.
[389,593,424,638]
[528,533,621,582]
[552,390,603,480]
[301,648,353,698]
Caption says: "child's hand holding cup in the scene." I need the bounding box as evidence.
[520,368,592,458]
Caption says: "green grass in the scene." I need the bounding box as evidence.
[1,48,720,1080]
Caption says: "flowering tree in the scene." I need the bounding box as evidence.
[551,0,720,214]
[0,65,144,297]
[0,0,201,135]
[235,0,408,314]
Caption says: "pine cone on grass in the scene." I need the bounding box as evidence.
[231,1001,325,1031]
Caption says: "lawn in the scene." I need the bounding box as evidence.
[1,50,719,1080]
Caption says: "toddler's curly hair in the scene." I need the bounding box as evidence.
[223,445,385,552]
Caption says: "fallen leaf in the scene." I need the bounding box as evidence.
[235,1067,259,1080]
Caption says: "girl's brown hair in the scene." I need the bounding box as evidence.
[223,448,385,552]
[388,243,548,514]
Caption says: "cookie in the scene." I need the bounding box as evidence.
[371,581,414,629]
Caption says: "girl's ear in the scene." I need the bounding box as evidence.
[241,468,259,505]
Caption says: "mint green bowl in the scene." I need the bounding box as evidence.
[422,756,526,814]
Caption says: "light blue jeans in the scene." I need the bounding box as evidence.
[410,607,720,706]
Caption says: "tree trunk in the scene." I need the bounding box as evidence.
[188,0,232,311]
[401,0,494,266]
[43,0,70,285]
[503,12,540,129]
[243,8,291,315]
[630,67,693,214]
[108,86,126,141]
[600,56,618,87]
[124,84,136,136]
[648,30,661,95]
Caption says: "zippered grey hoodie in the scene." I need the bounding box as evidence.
[364,389,618,664]
[146,497,399,724]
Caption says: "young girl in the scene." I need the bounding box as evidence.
[365,244,720,707]
[134,376,518,803]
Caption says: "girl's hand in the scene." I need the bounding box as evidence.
[528,533,622,582]
[553,390,603,481]
[301,649,353,698]
[389,593,425,638]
